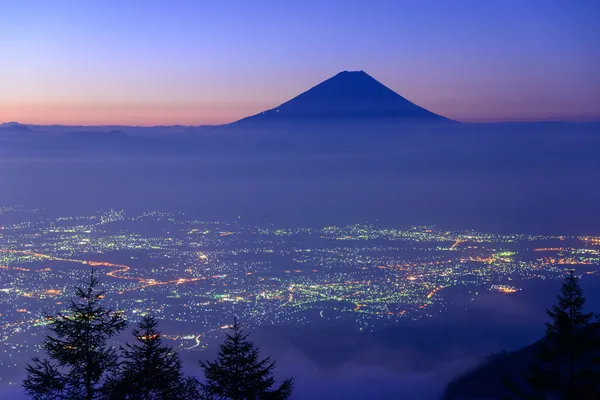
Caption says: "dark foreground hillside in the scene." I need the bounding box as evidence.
[444,325,600,399]
[444,341,541,399]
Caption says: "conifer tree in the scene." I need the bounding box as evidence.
[199,319,293,400]
[105,314,199,400]
[23,269,126,400]
[506,271,600,399]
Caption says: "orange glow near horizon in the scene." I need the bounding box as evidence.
[0,102,270,126]
[4,101,599,126]
[3,84,600,126]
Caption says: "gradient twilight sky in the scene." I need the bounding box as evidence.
[1,0,599,126]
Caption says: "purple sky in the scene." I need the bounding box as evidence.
[1,0,599,125]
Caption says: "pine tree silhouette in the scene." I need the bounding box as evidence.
[505,271,600,399]
[199,319,293,400]
[105,314,199,400]
[23,269,126,400]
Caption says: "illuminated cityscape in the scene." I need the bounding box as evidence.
[1,206,599,385]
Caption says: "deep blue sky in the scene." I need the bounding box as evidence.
[1,0,599,125]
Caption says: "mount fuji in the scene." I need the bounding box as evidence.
[231,70,454,126]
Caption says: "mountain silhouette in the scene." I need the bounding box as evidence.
[231,70,453,126]
[0,122,32,133]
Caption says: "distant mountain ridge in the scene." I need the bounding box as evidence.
[0,122,32,133]
[231,70,454,126]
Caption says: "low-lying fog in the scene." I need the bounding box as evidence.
[1,153,599,234]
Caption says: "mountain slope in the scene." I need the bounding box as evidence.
[444,324,600,400]
[231,70,453,126]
